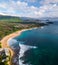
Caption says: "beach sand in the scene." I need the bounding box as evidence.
[0,29,28,65]
[0,27,37,65]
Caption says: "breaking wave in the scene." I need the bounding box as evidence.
[8,38,37,65]
[19,42,37,65]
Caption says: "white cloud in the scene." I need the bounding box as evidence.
[40,0,58,5]
[24,0,37,3]
[0,0,58,18]
[0,3,7,8]
[0,0,39,18]
[0,12,7,15]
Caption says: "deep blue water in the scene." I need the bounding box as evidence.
[8,22,58,65]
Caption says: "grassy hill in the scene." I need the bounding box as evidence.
[0,15,22,22]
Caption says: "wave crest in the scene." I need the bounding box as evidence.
[19,42,37,65]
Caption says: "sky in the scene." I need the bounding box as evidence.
[0,0,58,18]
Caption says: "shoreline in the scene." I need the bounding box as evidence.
[0,29,29,65]
[0,27,38,65]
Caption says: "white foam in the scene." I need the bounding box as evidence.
[41,26,44,29]
[8,38,18,46]
[19,43,37,65]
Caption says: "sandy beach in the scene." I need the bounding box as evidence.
[0,27,37,65]
[0,29,28,65]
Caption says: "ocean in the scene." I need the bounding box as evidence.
[8,22,58,65]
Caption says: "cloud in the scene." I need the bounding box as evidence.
[0,0,39,18]
[0,3,7,8]
[38,0,58,17]
[0,0,58,18]
[22,0,37,3]
[40,0,58,5]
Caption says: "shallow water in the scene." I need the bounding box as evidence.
[8,22,58,65]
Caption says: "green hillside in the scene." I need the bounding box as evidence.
[0,15,22,22]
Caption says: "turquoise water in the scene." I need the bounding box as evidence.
[9,23,58,65]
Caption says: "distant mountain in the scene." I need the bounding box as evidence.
[0,15,39,23]
[0,15,58,23]
[39,17,58,21]
[20,17,58,22]
[20,17,36,20]
[0,15,22,22]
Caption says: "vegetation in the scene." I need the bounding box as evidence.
[0,52,8,65]
[0,15,22,22]
[0,43,2,48]
[0,62,8,65]
[0,21,46,40]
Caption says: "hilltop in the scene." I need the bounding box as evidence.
[0,15,22,22]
